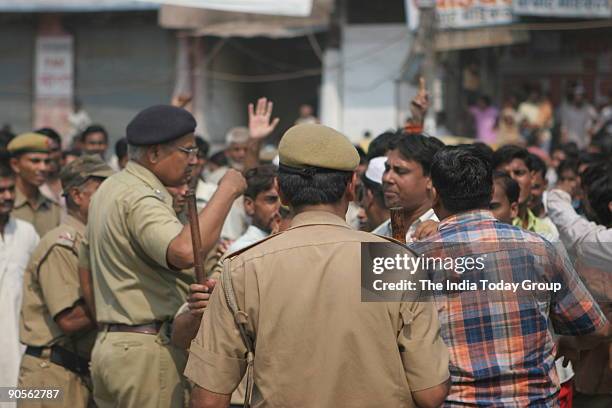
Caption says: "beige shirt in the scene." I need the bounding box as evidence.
[20,215,95,358]
[185,210,449,407]
[13,187,61,237]
[79,161,193,325]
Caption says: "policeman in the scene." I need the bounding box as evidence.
[18,155,113,407]
[8,132,61,236]
[185,124,451,408]
[79,105,246,408]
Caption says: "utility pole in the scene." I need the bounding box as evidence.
[417,1,437,130]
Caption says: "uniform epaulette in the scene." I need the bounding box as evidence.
[56,231,77,249]
[224,231,285,261]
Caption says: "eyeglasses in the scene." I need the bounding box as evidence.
[176,145,199,158]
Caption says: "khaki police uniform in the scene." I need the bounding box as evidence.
[7,133,62,237]
[80,161,194,408]
[184,124,450,407]
[13,187,61,237]
[18,215,94,408]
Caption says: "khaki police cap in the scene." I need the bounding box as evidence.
[278,124,359,174]
[60,155,114,194]
[7,133,52,154]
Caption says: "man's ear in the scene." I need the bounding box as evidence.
[608,200,612,215]
[345,172,358,202]
[425,175,433,193]
[431,185,440,208]
[277,185,290,207]
[148,146,159,164]
[9,157,20,174]
[68,187,82,206]
[243,196,255,217]
[510,201,519,220]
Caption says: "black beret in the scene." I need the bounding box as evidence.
[126,105,196,146]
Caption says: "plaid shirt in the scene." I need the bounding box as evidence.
[409,210,607,407]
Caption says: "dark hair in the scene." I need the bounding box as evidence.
[209,151,228,167]
[492,144,530,170]
[62,149,81,160]
[195,136,210,160]
[557,159,579,177]
[590,132,612,156]
[581,161,612,226]
[389,133,445,176]
[0,160,14,178]
[360,174,385,208]
[244,164,277,199]
[81,125,108,143]
[553,142,579,161]
[527,153,547,178]
[278,169,353,208]
[35,127,62,145]
[431,145,493,213]
[354,145,367,165]
[493,171,519,204]
[115,138,128,159]
[472,142,494,163]
[366,131,398,161]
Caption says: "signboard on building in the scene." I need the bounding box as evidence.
[35,36,73,98]
[34,35,73,138]
[407,0,515,31]
[513,0,612,18]
[141,0,313,17]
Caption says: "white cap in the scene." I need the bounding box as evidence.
[225,126,249,145]
[365,156,387,185]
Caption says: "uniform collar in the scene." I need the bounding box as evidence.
[14,185,50,211]
[125,161,173,207]
[289,210,352,230]
[64,214,86,236]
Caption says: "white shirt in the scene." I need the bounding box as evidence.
[547,189,612,268]
[372,208,439,243]
[195,179,218,211]
[0,218,39,390]
[227,225,269,254]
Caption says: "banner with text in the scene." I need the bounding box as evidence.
[513,0,612,18]
[407,0,515,31]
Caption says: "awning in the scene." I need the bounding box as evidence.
[159,0,334,38]
[0,1,158,12]
[141,0,313,17]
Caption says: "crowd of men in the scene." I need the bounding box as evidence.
[0,89,610,408]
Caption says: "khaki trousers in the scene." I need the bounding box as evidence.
[17,354,91,408]
[91,328,187,408]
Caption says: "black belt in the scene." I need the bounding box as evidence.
[25,345,90,377]
[107,321,165,335]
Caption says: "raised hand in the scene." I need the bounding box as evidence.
[249,97,280,140]
[409,77,430,126]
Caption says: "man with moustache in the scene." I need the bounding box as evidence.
[78,105,246,408]
[379,134,444,242]
[0,162,39,397]
[8,133,61,236]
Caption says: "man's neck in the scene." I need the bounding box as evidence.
[531,202,545,218]
[370,206,390,230]
[518,202,530,227]
[402,201,433,228]
[68,209,87,225]
[16,177,39,204]
[0,214,8,237]
[294,201,349,220]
